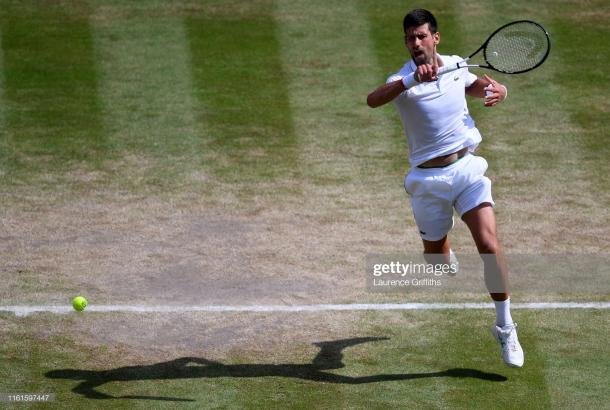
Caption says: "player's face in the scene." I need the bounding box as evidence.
[404,23,440,66]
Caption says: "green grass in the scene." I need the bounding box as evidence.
[0,1,104,174]
[0,0,608,407]
[0,310,608,408]
[186,4,298,184]
[90,2,205,192]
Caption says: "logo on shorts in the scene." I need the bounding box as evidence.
[420,230,426,235]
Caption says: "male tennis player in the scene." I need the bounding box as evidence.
[367,9,523,367]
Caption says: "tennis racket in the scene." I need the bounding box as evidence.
[403,20,551,88]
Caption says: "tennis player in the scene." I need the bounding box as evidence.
[367,8,523,367]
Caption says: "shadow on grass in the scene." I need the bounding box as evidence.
[45,337,506,401]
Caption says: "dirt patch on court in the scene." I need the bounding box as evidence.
[2,158,608,308]
[0,176,410,306]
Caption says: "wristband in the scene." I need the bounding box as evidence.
[401,72,418,89]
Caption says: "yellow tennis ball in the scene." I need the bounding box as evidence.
[72,296,88,312]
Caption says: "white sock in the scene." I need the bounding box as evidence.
[494,298,514,327]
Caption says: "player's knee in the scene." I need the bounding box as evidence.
[477,237,499,255]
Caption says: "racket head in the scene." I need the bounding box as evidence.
[483,20,551,74]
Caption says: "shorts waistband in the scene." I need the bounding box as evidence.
[417,148,469,169]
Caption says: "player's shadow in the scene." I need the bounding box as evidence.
[45,337,506,401]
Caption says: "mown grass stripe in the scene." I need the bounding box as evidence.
[549,4,610,195]
[274,0,414,261]
[0,1,103,175]
[185,2,297,186]
[531,308,610,408]
[276,0,401,176]
[91,4,202,190]
[0,28,7,174]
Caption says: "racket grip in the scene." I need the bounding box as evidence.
[402,64,460,88]
[437,64,460,76]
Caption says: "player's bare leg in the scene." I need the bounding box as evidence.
[422,235,450,256]
[422,236,458,275]
[462,202,524,367]
[461,203,509,300]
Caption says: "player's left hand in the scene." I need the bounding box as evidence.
[483,75,507,107]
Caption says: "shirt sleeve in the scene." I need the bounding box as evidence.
[386,73,403,84]
[463,69,478,87]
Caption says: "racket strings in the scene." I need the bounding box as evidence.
[485,22,549,73]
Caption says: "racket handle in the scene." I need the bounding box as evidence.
[402,63,462,89]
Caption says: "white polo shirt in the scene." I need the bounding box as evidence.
[387,55,482,166]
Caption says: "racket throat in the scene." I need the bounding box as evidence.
[456,57,470,69]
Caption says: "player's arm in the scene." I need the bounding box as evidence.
[367,65,438,108]
[366,80,406,108]
[466,74,507,107]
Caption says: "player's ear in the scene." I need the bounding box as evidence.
[434,31,440,44]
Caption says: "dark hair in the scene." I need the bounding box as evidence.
[403,9,438,33]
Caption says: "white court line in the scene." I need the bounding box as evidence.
[1,302,609,317]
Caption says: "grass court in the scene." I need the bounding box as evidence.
[0,0,608,408]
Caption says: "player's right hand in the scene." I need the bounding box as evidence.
[415,64,438,82]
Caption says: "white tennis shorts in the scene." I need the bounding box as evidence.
[404,153,494,241]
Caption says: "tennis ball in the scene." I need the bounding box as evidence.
[72,296,88,312]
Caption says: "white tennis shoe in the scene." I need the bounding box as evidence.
[492,322,524,367]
